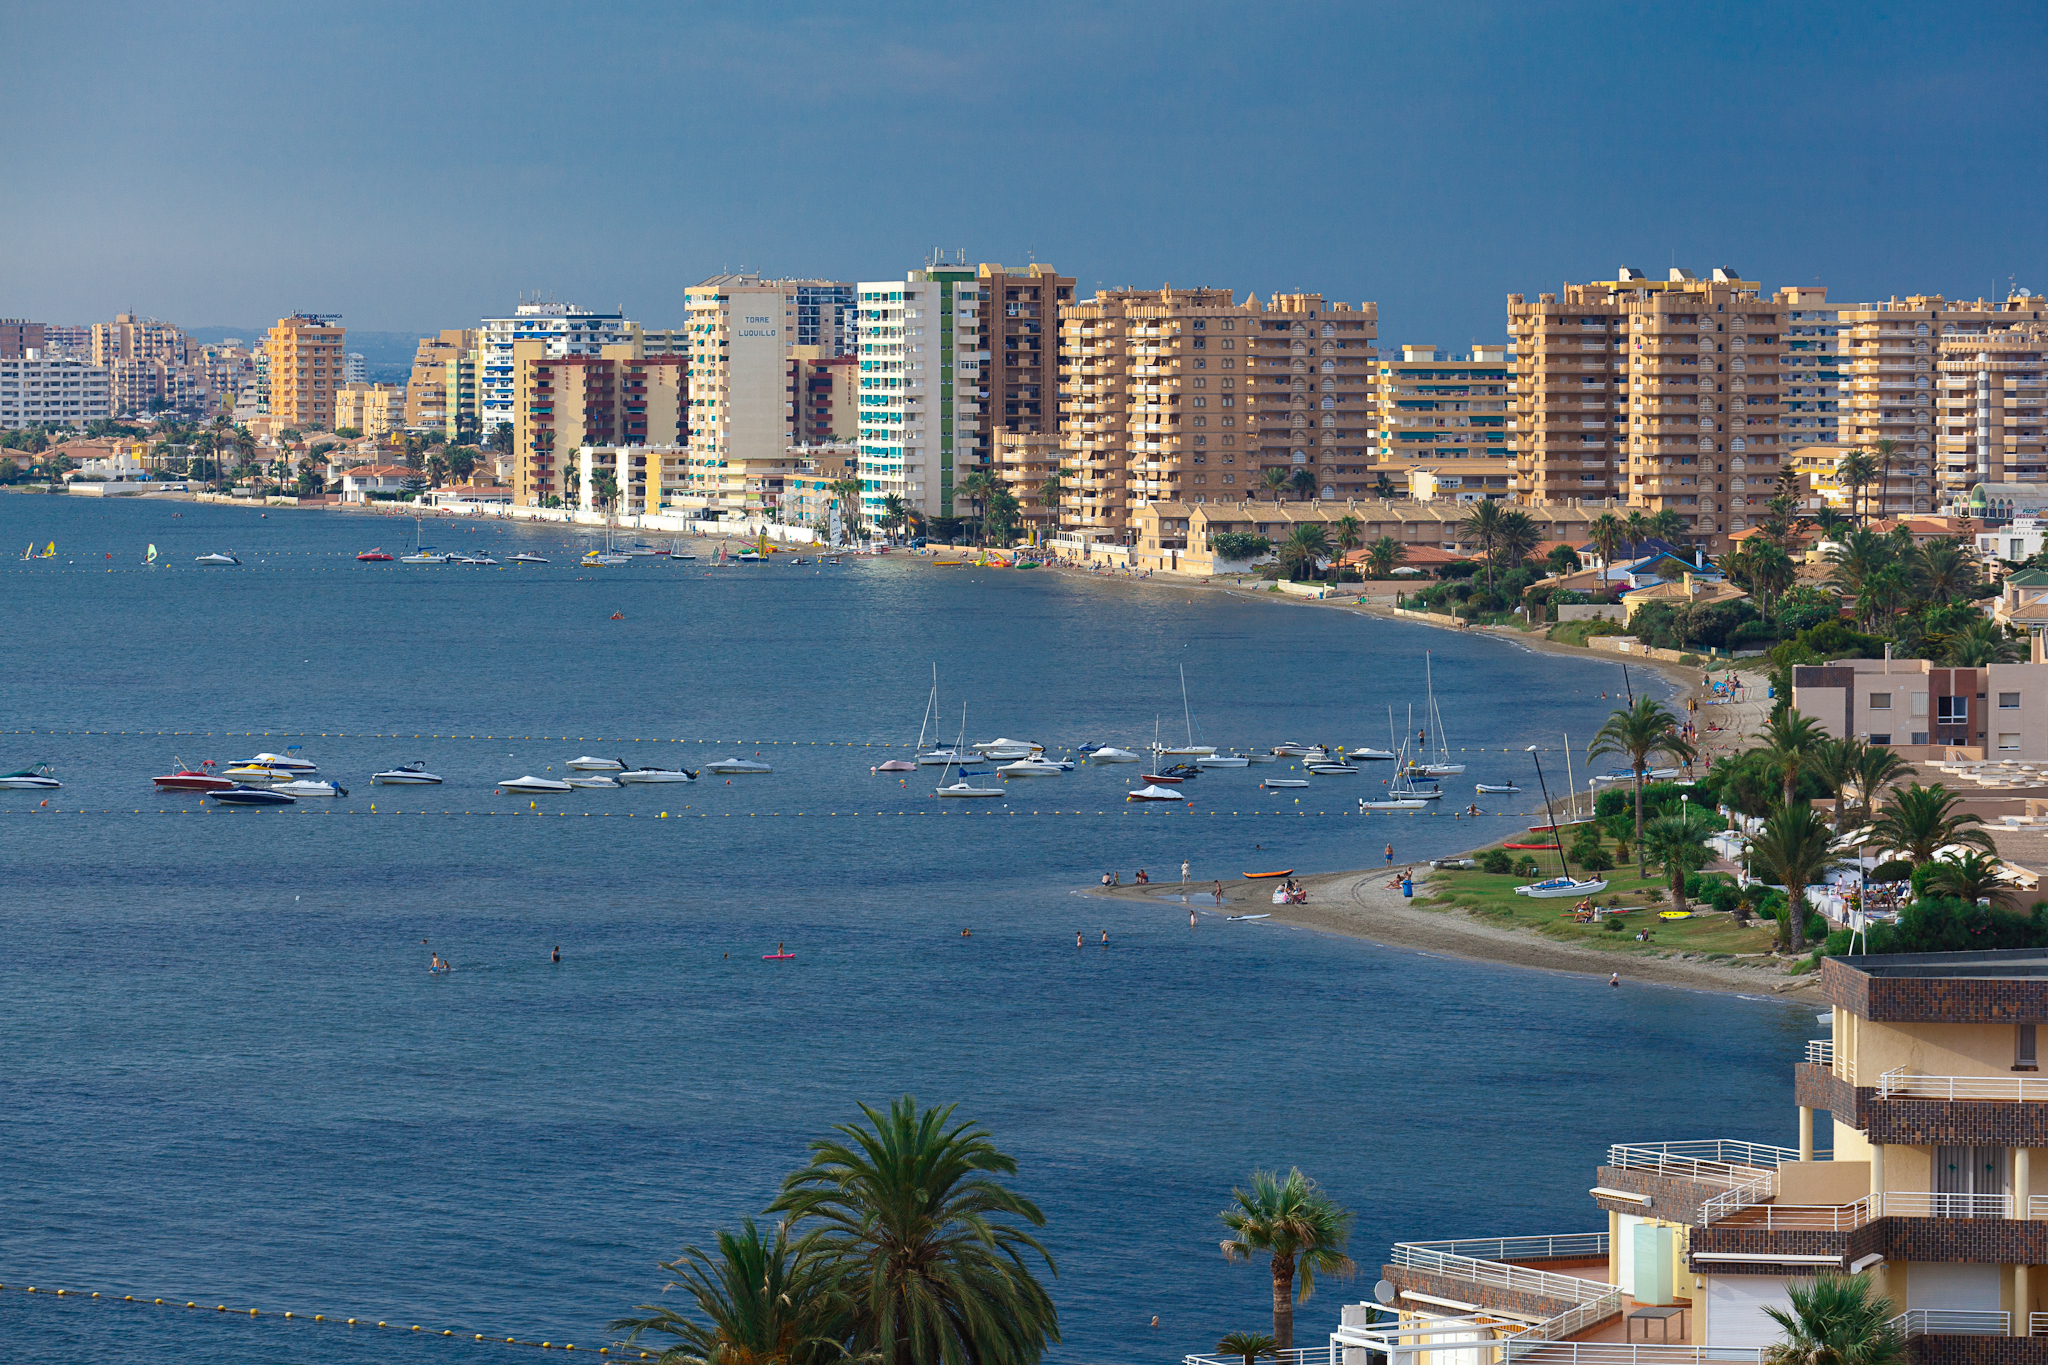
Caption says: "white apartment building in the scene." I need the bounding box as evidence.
[477,301,631,443]
[0,351,111,429]
[681,276,854,493]
[855,260,987,522]
[343,353,366,383]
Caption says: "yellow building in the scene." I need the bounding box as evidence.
[334,382,407,438]
[1374,344,1513,499]
[265,315,347,429]
[403,329,476,432]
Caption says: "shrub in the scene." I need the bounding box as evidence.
[1871,859,1915,884]
[1857,898,2048,955]
[1579,847,1614,873]
[1210,531,1271,561]
[1480,848,1513,874]
[1726,620,1779,652]
[1605,917,1625,932]
[1513,856,1540,879]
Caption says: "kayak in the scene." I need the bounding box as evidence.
[762,952,795,961]
[1243,869,1295,879]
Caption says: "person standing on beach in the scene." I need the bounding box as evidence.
[1181,859,1190,886]
[1385,843,1395,866]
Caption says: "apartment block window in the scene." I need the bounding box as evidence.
[1868,693,1892,710]
[1869,733,1892,745]
[2019,1025,2038,1070]
[2001,734,2022,751]
[1937,696,1968,724]
[2001,692,2022,709]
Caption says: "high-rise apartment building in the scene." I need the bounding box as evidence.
[1054,287,1377,538]
[343,353,366,383]
[0,351,110,429]
[974,264,1074,468]
[683,276,854,498]
[510,344,684,507]
[0,320,45,359]
[39,325,89,357]
[1374,345,1514,501]
[197,342,257,418]
[92,313,201,415]
[1937,315,2048,497]
[478,301,631,444]
[793,283,856,354]
[265,315,347,428]
[404,329,477,433]
[853,262,986,523]
[1777,286,1848,453]
[1507,285,1629,506]
[791,348,857,445]
[92,314,189,369]
[1836,294,2048,510]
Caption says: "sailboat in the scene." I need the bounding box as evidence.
[1515,744,1607,898]
[935,704,1003,798]
[1414,652,1465,776]
[878,667,934,772]
[145,543,158,566]
[1152,665,1217,757]
[400,517,449,565]
[1361,724,1431,810]
[26,540,56,560]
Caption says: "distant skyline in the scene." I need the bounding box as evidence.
[6,1,2045,348]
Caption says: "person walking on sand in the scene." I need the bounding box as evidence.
[1213,879,1224,905]
[1181,859,1190,886]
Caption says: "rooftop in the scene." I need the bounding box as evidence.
[1834,947,2048,980]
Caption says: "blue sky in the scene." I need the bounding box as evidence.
[4,0,2044,345]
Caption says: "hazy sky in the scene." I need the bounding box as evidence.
[6,1,2044,346]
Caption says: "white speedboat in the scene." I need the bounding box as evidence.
[565,774,620,788]
[567,756,623,771]
[917,748,974,766]
[453,553,498,566]
[1360,797,1430,810]
[1261,778,1310,789]
[618,767,697,783]
[1307,763,1358,775]
[510,553,550,565]
[211,785,295,805]
[501,775,573,793]
[235,751,318,773]
[936,780,1004,798]
[1245,753,1278,764]
[1126,784,1186,802]
[1088,747,1141,763]
[1269,743,1318,757]
[1196,754,1250,768]
[1154,745,1217,758]
[194,553,241,566]
[221,764,295,783]
[1516,876,1609,899]
[1475,782,1522,795]
[272,778,347,797]
[1416,762,1467,777]
[0,763,61,789]
[1347,747,1396,761]
[372,762,442,784]
[972,737,1043,755]
[998,757,1064,777]
[704,757,772,775]
[400,552,452,565]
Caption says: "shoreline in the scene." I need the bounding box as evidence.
[1092,867,1821,999]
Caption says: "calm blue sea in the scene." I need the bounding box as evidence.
[0,496,1809,1364]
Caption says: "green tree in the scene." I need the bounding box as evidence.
[1921,850,2011,907]
[1279,524,1331,580]
[1913,538,1979,605]
[1761,709,1831,812]
[1588,513,1625,568]
[1332,514,1364,560]
[828,479,866,537]
[1647,508,1688,543]
[1373,472,1395,499]
[1037,470,1064,526]
[1217,1333,1279,1365]
[1748,802,1842,953]
[1836,451,1879,525]
[1761,1273,1903,1365]
[1492,509,1541,577]
[1461,499,1505,593]
[1588,699,1697,876]
[1211,531,1271,563]
[1869,783,1997,865]
[1259,466,1289,503]
[1289,467,1317,501]
[959,470,998,542]
[1545,543,1583,577]
[611,1219,849,1365]
[1218,1168,1356,1351]
[488,422,513,453]
[768,1096,1058,1365]
[1945,620,2024,666]
[1641,811,1716,913]
[1870,437,1901,521]
[1364,535,1405,579]
[1811,505,1851,539]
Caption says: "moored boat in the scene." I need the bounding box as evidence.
[1196,754,1251,768]
[211,785,296,805]
[567,756,624,771]
[1475,782,1522,794]
[997,757,1063,777]
[195,553,241,565]
[1088,746,1141,763]
[0,762,62,790]
[873,759,917,773]
[1360,797,1430,810]
[617,767,697,783]
[272,778,348,797]
[1260,779,1309,789]
[1126,784,1186,802]
[565,774,621,788]
[936,780,1004,798]
[704,757,772,774]
[232,751,318,773]
[154,760,231,792]
[372,762,442,785]
[356,549,394,562]
[509,553,550,565]
[1515,876,1609,899]
[500,775,573,793]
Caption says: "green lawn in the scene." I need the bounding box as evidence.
[1419,851,1782,958]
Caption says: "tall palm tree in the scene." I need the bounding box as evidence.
[1841,743,1913,833]
[768,1097,1058,1365]
[1037,470,1064,526]
[610,1219,849,1365]
[1748,803,1842,953]
[1364,535,1405,579]
[1279,524,1331,581]
[1641,811,1716,913]
[1946,620,2024,666]
[1870,437,1901,522]
[1868,783,1996,864]
[1622,509,1649,556]
[1259,467,1289,503]
[959,470,998,543]
[1914,538,1978,605]
[1493,509,1541,579]
[1836,450,1878,526]
[1647,508,1688,544]
[1218,1168,1355,1351]
[1811,505,1850,539]
[1587,699,1696,876]
[1921,850,2011,906]
[1588,513,1625,569]
[1824,527,1897,608]
[1460,500,1505,593]
[1761,709,1831,812]
[1332,515,1364,561]
[1761,1274,1903,1365]
[880,493,911,542]
[1289,467,1317,502]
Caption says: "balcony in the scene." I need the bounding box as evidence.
[1877,1069,2048,1102]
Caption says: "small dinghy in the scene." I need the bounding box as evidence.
[1126,784,1186,802]
[501,775,573,793]
[372,762,442,785]
[1089,747,1142,763]
[567,756,624,771]
[1261,778,1310,789]
[1227,913,1272,921]
[1475,782,1522,794]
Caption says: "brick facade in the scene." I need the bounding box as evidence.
[1823,955,2048,1022]
[1690,1217,2048,1270]
[1592,1166,1729,1224]
[1907,1335,2048,1365]
[1377,1266,1585,1321]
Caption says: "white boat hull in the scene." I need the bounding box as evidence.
[936,785,1003,798]
[502,777,572,793]
[1515,878,1609,899]
[1361,799,1429,810]
[565,776,620,788]
[1262,779,1310,789]
[1088,748,1141,763]
[567,756,623,771]
[272,780,346,797]
[1154,746,1216,757]
[918,751,972,766]
[1475,784,1522,794]
[372,771,442,784]
[618,770,696,783]
[1196,756,1250,768]
[1347,748,1396,761]
[705,760,772,774]
[1417,764,1466,776]
[0,776,61,789]
[997,762,1062,777]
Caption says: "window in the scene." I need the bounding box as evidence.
[2001,692,2021,709]
[1868,693,1892,710]
[2000,733,2022,751]
[1869,733,1892,745]
[2020,1025,2038,1070]
[1937,696,1968,724]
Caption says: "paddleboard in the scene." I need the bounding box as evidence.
[1242,869,1295,879]
[1227,913,1272,921]
[762,952,796,960]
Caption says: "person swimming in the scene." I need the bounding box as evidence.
[552,945,561,963]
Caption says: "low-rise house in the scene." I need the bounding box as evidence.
[1793,649,2048,759]
[339,465,415,503]
[1620,572,1749,625]
[1980,520,2046,565]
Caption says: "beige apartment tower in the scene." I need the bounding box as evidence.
[404,329,477,433]
[1374,345,1514,500]
[265,315,347,428]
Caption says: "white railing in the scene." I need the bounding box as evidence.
[1389,1240,1615,1305]
[1701,1190,2013,1229]
[1498,1347,1763,1365]
[1705,1192,1873,1230]
[1698,1172,1780,1225]
[1189,1351,1337,1365]
[1394,1235,1608,1264]
[2031,1311,2048,1336]
[1878,1069,2048,1102]
[1606,1140,1802,1184]
[1806,1039,1834,1068]
[1881,1191,2012,1219]
[1890,1309,2010,1338]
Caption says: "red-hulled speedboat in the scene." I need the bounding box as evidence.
[356,549,395,561]
[154,759,233,792]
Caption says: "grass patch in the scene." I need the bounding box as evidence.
[1546,618,1628,648]
[1418,847,1781,957]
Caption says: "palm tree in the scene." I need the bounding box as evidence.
[1811,505,1850,539]
[1854,562,1912,632]
[1216,1333,1279,1365]
[1037,470,1065,527]
[828,479,867,537]
[1289,467,1317,501]
[1921,850,2011,906]
[879,493,911,542]
[1824,528,1896,608]
[610,1219,849,1365]
[1868,783,1997,864]
[1259,467,1289,502]
[1641,811,1716,913]
[1218,1168,1355,1351]
[1588,513,1625,569]
[1364,535,1405,580]
[1493,509,1541,578]
[1332,515,1364,561]
[1279,524,1331,581]
[1622,509,1649,555]
[1460,500,1505,593]
[1748,803,1843,953]
[1871,437,1901,522]
[1647,508,1688,544]
[1762,1274,1902,1365]
[1836,450,1878,525]
[1840,743,1913,833]
[1587,699,1696,876]
[768,1097,1058,1365]
[1762,709,1831,812]
[1946,620,2024,666]
[959,470,998,542]
[1914,538,1978,605]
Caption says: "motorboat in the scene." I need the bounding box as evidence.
[231,751,317,773]
[1196,754,1251,768]
[510,553,550,565]
[997,757,1064,777]
[1245,753,1279,764]
[1307,764,1358,776]
[936,780,1004,798]
[272,779,347,797]
[1153,744,1217,758]
[972,737,1043,755]
[873,759,917,773]
[1261,779,1310,789]
[195,553,241,565]
[1139,772,1185,784]
[1516,876,1609,899]
[1156,762,1203,779]
[1269,743,1320,757]
[501,775,573,793]
[1088,747,1141,763]
[618,767,697,783]
[979,746,1036,762]
[704,757,772,774]
[0,762,61,789]
[917,748,974,766]
[1360,797,1430,811]
[400,551,451,565]
[1126,784,1186,802]
[582,552,631,566]
[154,760,231,792]
[211,785,296,806]
[372,762,442,785]
[355,550,394,562]
[1475,782,1522,795]
[565,774,621,788]
[221,764,295,783]
[567,756,624,771]
[452,553,499,566]
[1347,747,1396,761]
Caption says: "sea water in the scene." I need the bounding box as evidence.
[0,497,1807,1363]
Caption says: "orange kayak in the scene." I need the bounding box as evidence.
[1243,869,1295,879]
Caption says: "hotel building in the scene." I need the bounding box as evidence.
[510,344,684,507]
[478,302,631,444]
[854,261,987,523]
[0,350,111,429]
[1353,948,2048,1364]
[1374,344,1514,501]
[265,314,347,429]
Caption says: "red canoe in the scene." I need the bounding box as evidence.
[155,764,233,792]
[356,550,394,562]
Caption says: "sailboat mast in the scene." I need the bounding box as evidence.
[1180,664,1194,746]
[1563,732,1577,820]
